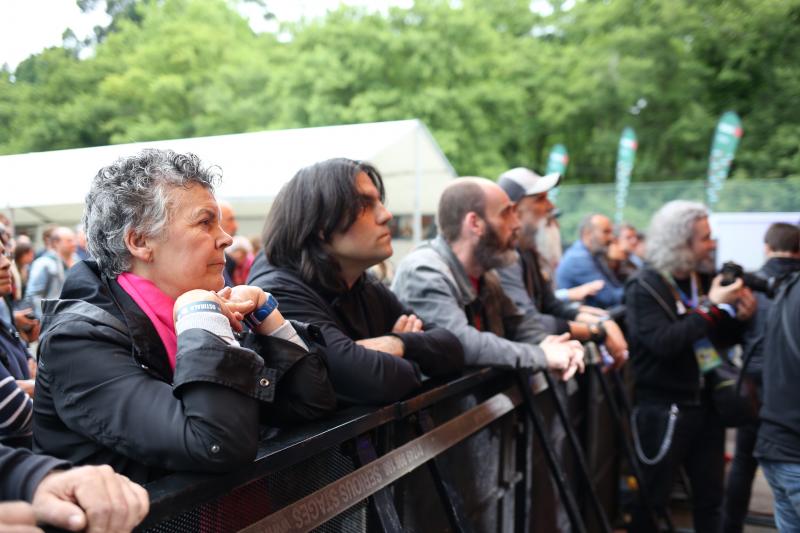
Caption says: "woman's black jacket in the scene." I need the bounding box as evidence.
[32,261,335,483]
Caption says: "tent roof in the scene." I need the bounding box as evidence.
[1,119,455,225]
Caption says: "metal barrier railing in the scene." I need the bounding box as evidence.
[135,362,631,533]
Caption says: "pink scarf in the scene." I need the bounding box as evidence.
[117,272,177,370]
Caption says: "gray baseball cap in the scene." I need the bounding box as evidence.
[497,167,561,203]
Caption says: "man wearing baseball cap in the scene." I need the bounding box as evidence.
[496,167,628,367]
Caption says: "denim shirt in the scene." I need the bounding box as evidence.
[555,240,624,308]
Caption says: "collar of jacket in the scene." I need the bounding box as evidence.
[44,260,174,382]
[428,235,479,307]
[762,257,800,278]
[107,277,174,381]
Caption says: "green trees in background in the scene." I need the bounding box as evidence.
[1,0,799,184]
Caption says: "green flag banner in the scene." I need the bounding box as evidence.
[706,111,743,207]
[545,144,569,203]
[615,127,637,223]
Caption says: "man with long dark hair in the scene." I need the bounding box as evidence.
[248,158,464,405]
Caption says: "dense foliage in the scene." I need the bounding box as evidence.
[2,0,799,183]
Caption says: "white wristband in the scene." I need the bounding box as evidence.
[176,311,239,346]
[268,320,308,350]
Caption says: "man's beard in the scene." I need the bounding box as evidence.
[475,222,517,271]
[589,234,609,255]
[696,255,716,275]
[518,218,540,249]
[535,218,562,266]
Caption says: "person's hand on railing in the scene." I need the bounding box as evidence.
[0,464,149,533]
[541,333,585,381]
[600,320,628,370]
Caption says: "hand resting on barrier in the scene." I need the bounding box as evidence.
[540,333,585,381]
[0,463,149,533]
[600,320,628,369]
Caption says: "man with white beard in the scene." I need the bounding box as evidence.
[495,168,628,367]
[392,177,584,378]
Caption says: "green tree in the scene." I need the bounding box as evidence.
[1,0,799,187]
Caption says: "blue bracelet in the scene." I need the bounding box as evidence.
[244,293,279,330]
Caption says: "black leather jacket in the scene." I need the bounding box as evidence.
[32,261,335,483]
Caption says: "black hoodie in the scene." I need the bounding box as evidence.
[248,251,464,405]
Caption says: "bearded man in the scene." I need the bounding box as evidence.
[494,168,628,367]
[556,213,624,309]
[392,178,584,378]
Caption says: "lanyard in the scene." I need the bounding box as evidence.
[661,271,704,314]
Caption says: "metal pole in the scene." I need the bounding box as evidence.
[416,411,474,533]
[540,370,613,533]
[516,370,588,533]
[353,434,404,533]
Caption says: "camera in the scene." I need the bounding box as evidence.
[720,261,782,297]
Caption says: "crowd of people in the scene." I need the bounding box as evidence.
[0,148,798,532]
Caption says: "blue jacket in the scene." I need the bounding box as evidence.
[555,241,624,308]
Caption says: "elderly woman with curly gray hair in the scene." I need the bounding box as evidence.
[32,149,335,483]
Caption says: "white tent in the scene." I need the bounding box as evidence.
[1,119,456,247]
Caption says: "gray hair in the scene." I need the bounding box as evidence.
[83,149,220,278]
[645,200,709,273]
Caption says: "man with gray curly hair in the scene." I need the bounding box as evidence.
[624,200,756,532]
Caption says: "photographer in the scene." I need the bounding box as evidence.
[755,226,800,531]
[625,201,755,533]
[724,222,800,533]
